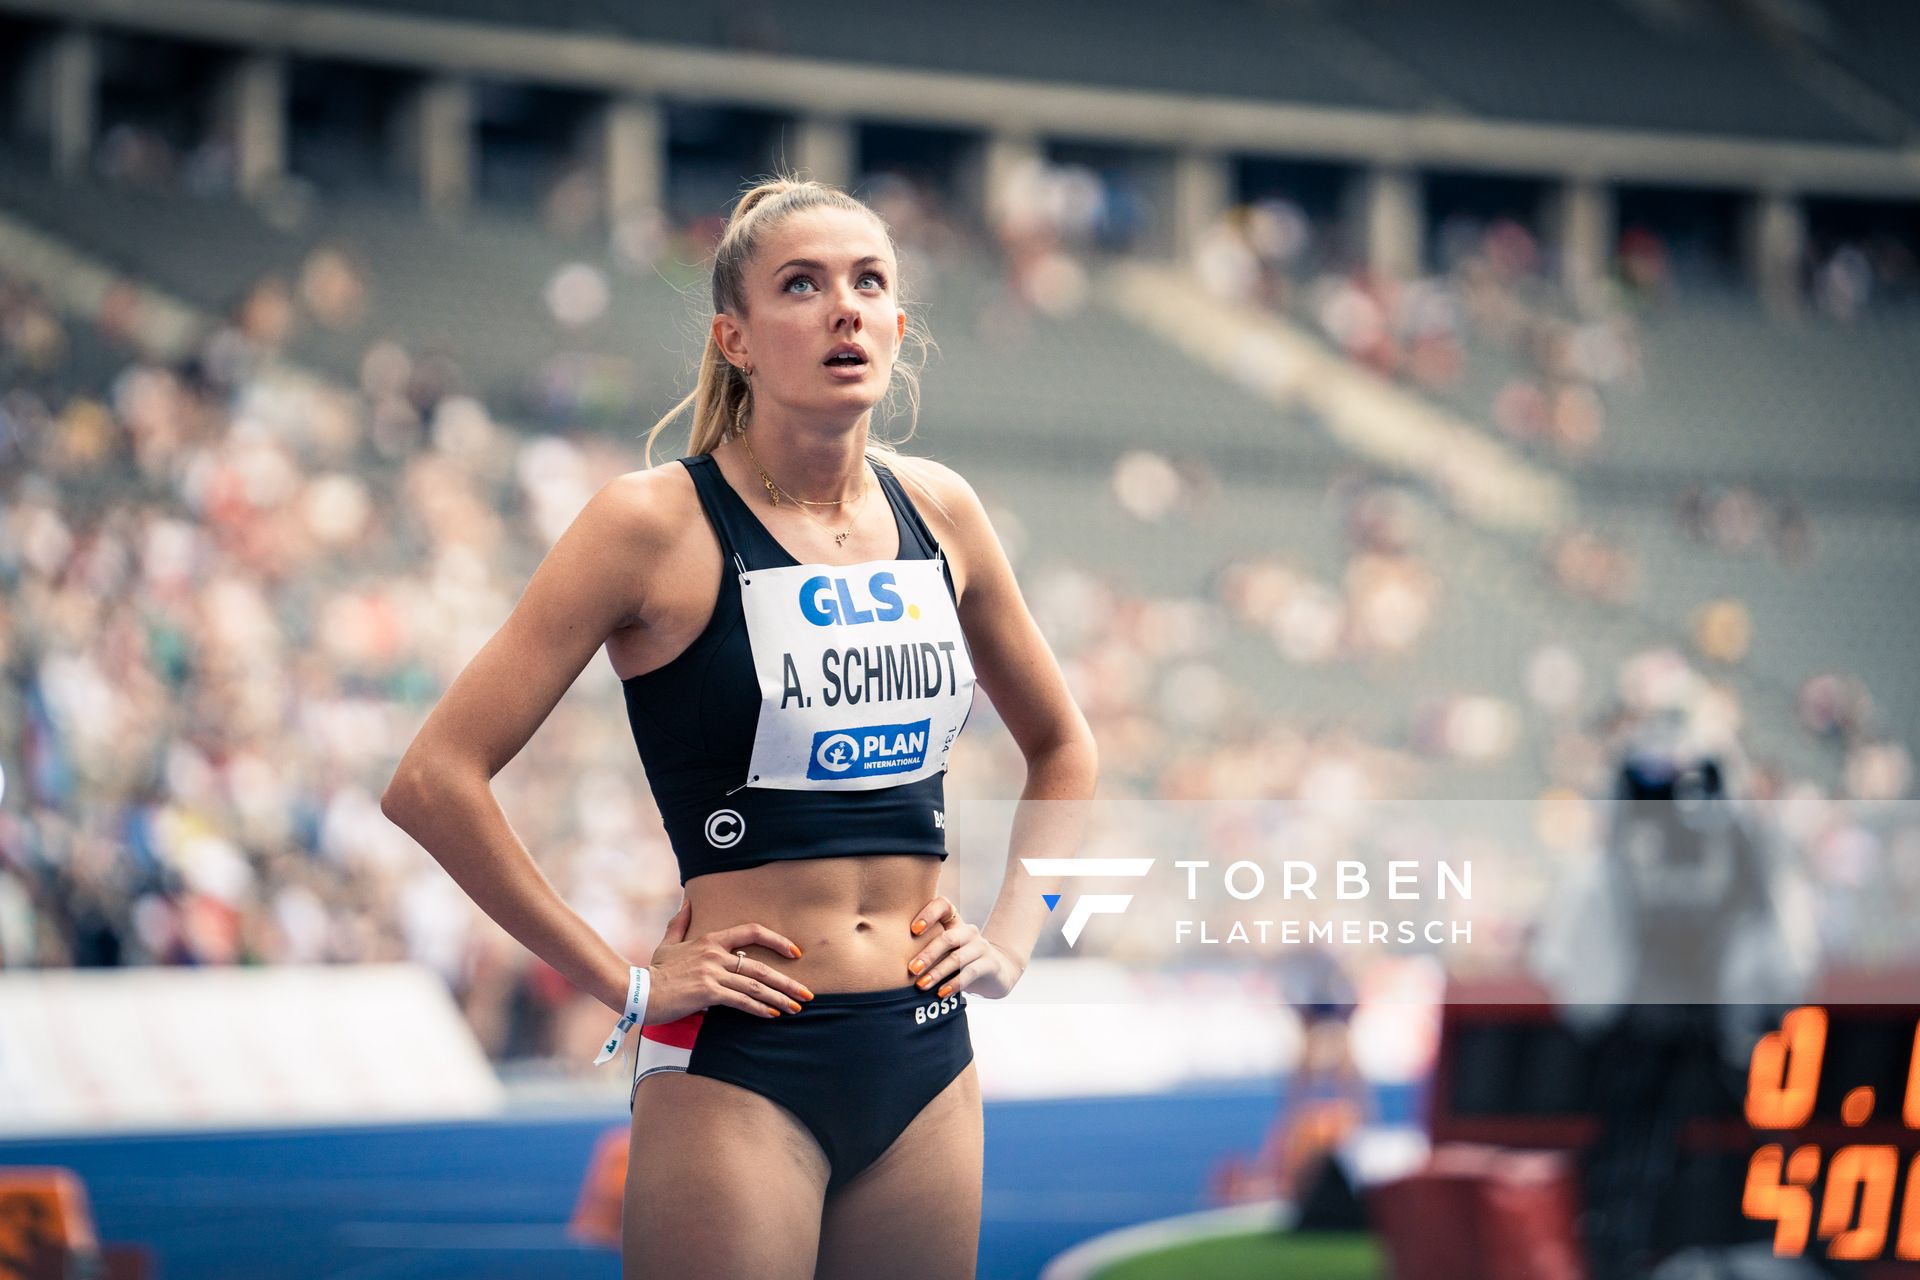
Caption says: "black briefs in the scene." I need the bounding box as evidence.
[631,984,974,1191]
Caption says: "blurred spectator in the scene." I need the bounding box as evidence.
[991,157,1158,316]
[1616,226,1671,300]
[298,246,372,330]
[1547,528,1638,605]
[1675,484,1816,566]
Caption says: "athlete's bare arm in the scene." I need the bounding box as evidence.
[381,466,810,1023]
[904,460,1092,771]
[893,457,1098,991]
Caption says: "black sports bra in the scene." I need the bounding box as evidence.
[622,454,972,882]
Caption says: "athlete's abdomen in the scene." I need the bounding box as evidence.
[683,853,948,993]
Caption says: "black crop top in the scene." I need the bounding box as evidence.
[623,454,972,882]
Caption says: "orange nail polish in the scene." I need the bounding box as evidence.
[909,959,925,975]
[916,976,932,989]
[788,1002,802,1014]
[799,988,815,1001]
[792,946,804,958]
[769,1008,781,1017]
[937,985,952,998]
[912,920,927,935]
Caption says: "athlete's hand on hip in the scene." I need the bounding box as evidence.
[645,898,815,1022]
[907,895,1024,1000]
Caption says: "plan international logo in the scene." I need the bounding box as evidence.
[1020,858,1155,946]
[808,719,930,780]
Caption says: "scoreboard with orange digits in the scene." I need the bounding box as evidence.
[1431,973,1920,1270]
[1743,1005,1920,1264]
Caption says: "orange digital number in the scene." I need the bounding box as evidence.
[1747,1005,1827,1130]
[1744,1143,1821,1256]
[1905,1019,1920,1130]
[1897,1152,1920,1261]
[1819,1144,1899,1260]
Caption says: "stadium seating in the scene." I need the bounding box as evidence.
[1328,0,1872,141]
[234,0,1884,141]
[1814,0,1920,120]
[0,127,1912,1036]
[241,0,1420,112]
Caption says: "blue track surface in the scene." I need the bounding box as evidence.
[0,1083,1417,1280]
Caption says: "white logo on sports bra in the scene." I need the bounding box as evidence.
[814,733,859,774]
[704,809,745,849]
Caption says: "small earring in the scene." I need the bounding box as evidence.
[741,361,753,378]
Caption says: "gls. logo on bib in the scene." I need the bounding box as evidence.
[808,719,931,780]
[799,571,921,627]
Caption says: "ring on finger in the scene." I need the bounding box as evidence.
[733,949,747,974]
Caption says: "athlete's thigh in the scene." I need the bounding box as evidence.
[625,1070,830,1280]
[813,1062,984,1280]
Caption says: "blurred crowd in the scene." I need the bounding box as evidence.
[1,156,1915,1069]
[1196,200,1640,462]
[0,260,686,1061]
[1176,189,1909,718]
[1187,193,1920,590]
[1016,449,1915,957]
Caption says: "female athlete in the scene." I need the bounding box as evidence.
[382,175,1097,1279]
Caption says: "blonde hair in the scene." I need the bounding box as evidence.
[644,174,933,470]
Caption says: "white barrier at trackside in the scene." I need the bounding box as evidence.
[966,959,1301,1099]
[0,964,502,1135]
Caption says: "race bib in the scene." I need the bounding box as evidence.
[737,556,974,791]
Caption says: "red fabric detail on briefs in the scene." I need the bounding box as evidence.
[642,1012,704,1050]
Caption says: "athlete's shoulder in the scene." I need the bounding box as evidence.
[579,457,704,554]
[883,450,968,488]
[602,456,702,521]
[881,452,987,532]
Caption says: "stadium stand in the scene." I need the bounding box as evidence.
[1,0,1915,1074]
[3,166,1907,1003]
[5,10,1920,1277]
[220,0,1894,142]
[1810,0,1920,122]
[235,0,1428,113]
[1328,0,1875,141]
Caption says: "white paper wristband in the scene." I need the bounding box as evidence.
[593,965,650,1066]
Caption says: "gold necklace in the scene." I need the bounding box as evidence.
[739,431,871,547]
